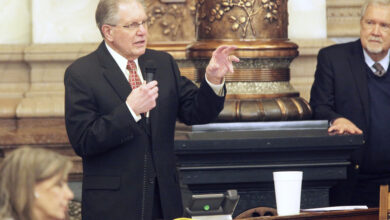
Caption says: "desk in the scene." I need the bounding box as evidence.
[175,121,364,215]
[238,208,378,220]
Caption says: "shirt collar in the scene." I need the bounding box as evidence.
[363,48,390,72]
[105,41,139,74]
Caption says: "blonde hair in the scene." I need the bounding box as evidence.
[0,147,72,220]
[361,0,390,19]
[95,0,146,37]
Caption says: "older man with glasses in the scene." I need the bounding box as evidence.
[310,0,390,207]
[64,0,239,219]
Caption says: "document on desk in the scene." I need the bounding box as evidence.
[301,206,368,212]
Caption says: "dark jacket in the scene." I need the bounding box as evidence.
[64,42,225,220]
[310,39,370,171]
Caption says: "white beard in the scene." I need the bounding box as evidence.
[366,44,383,54]
[366,36,384,54]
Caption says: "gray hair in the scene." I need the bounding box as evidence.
[361,0,390,19]
[95,0,146,37]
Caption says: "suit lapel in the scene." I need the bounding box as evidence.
[97,42,131,102]
[348,40,370,125]
[97,45,158,137]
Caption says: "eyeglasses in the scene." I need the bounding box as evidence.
[362,19,390,32]
[108,20,148,31]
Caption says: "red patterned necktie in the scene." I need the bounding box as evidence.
[127,60,142,89]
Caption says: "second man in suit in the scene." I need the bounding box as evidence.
[310,0,390,207]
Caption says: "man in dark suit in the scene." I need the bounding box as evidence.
[64,0,239,219]
[310,0,390,207]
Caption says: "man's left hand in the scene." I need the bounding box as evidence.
[205,45,240,84]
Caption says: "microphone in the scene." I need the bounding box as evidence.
[145,60,156,125]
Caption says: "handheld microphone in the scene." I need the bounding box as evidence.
[145,60,156,125]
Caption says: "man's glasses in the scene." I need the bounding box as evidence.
[108,20,148,31]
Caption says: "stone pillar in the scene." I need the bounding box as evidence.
[0,0,31,120]
[188,0,312,121]
[287,0,333,101]
[17,0,102,119]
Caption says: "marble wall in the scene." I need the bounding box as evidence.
[288,0,327,39]
[0,0,31,44]
[32,0,101,43]
[0,0,102,44]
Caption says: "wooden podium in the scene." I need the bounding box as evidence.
[175,121,364,217]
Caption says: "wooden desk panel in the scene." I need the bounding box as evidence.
[238,208,378,220]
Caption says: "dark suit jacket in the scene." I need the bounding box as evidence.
[64,42,225,220]
[310,39,370,171]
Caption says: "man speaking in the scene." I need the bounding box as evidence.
[64,0,239,219]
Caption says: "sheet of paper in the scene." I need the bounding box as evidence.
[301,206,368,212]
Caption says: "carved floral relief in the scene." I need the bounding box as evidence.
[146,0,196,42]
[196,0,282,38]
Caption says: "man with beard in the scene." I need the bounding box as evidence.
[310,0,390,207]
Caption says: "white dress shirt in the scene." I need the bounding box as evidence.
[105,42,225,122]
[363,49,390,73]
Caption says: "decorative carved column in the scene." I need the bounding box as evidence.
[187,0,311,121]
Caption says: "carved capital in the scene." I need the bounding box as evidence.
[195,0,288,40]
[147,0,196,42]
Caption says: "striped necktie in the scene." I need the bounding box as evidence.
[373,62,386,77]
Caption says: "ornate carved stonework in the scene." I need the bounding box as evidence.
[146,0,196,42]
[326,0,365,37]
[262,0,281,23]
[188,0,311,122]
[196,0,287,40]
[187,40,312,121]
[219,97,311,121]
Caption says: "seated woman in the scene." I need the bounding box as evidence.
[0,147,74,220]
